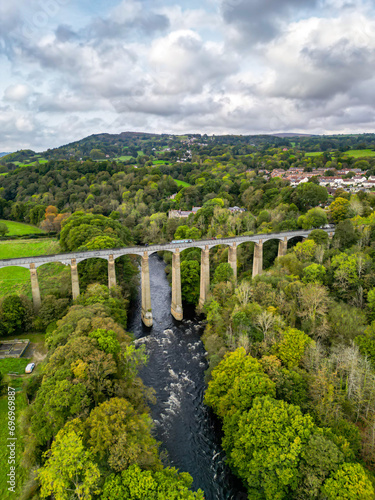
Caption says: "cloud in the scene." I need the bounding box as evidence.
[221,0,319,45]
[4,84,31,101]
[149,30,237,94]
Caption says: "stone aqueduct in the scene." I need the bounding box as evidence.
[0,228,334,327]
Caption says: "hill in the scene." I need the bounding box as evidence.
[1,132,375,167]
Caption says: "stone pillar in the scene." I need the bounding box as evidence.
[252,240,263,278]
[278,237,288,258]
[199,246,210,308]
[71,259,80,300]
[108,254,117,289]
[29,263,41,312]
[171,249,183,321]
[141,252,153,327]
[228,243,237,283]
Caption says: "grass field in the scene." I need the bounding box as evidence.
[346,149,375,158]
[153,160,169,165]
[174,179,192,187]
[116,155,135,161]
[0,393,28,499]
[305,152,323,157]
[0,358,30,376]
[0,220,44,236]
[0,239,59,259]
[0,239,63,298]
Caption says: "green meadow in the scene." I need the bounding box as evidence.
[174,179,192,188]
[0,220,44,236]
[346,149,375,158]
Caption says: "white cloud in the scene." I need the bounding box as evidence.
[4,84,31,101]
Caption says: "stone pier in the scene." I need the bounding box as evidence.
[29,263,41,312]
[252,240,263,278]
[199,246,210,308]
[278,237,288,259]
[108,254,117,289]
[141,252,153,327]
[171,249,183,321]
[71,259,80,300]
[228,243,237,282]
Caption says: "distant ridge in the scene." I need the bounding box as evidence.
[272,133,317,138]
[0,152,11,157]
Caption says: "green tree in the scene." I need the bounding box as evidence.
[293,239,317,262]
[307,229,330,246]
[329,197,350,224]
[0,295,29,336]
[0,222,9,236]
[89,328,121,355]
[321,463,374,499]
[84,397,160,472]
[333,219,357,249]
[102,464,205,500]
[302,263,326,284]
[293,182,328,211]
[212,262,234,285]
[295,433,344,500]
[223,396,316,500]
[298,207,327,229]
[180,260,200,304]
[205,348,263,417]
[273,327,312,369]
[38,427,100,500]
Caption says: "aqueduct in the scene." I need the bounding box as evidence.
[0,228,335,326]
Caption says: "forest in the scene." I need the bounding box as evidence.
[1,132,375,498]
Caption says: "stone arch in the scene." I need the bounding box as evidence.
[263,238,285,269]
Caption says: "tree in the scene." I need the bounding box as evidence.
[38,427,100,500]
[273,327,312,369]
[102,464,205,500]
[212,263,234,285]
[84,397,160,472]
[295,433,344,500]
[180,260,200,304]
[89,329,121,355]
[205,348,264,417]
[307,229,329,247]
[223,396,316,500]
[30,378,90,446]
[0,222,9,236]
[329,197,350,223]
[0,295,29,336]
[60,212,132,252]
[302,263,326,284]
[293,239,317,262]
[321,463,374,499]
[333,219,357,249]
[298,283,330,339]
[298,207,327,230]
[293,182,328,211]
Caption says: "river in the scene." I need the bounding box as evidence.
[128,254,246,500]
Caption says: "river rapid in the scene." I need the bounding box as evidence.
[128,254,246,500]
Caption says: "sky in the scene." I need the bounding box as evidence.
[1,0,375,151]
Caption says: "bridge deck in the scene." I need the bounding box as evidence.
[0,228,335,269]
